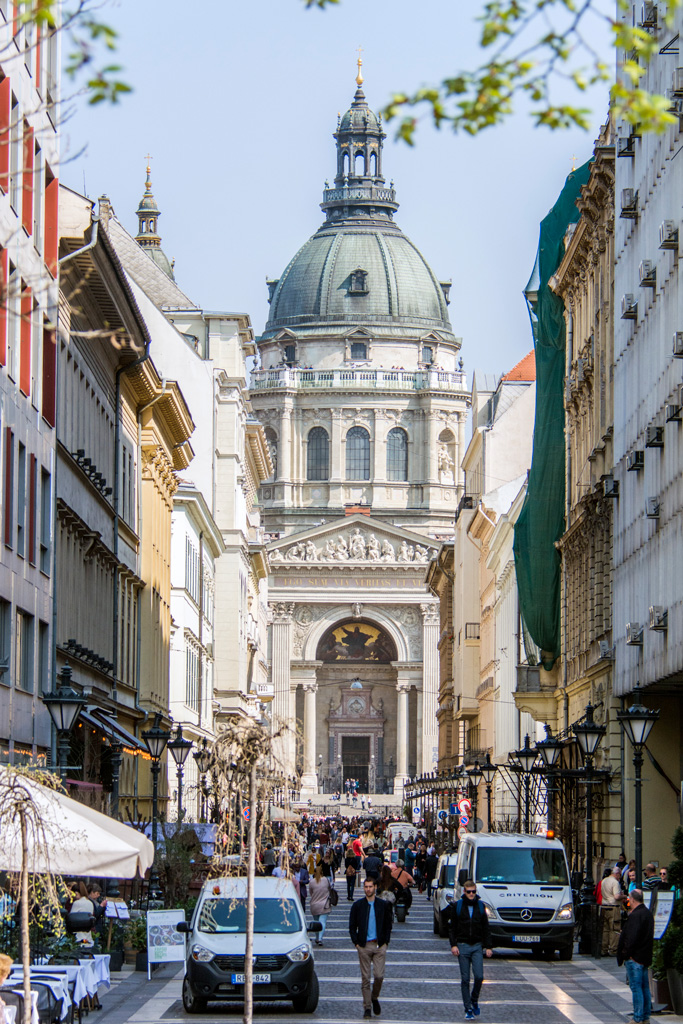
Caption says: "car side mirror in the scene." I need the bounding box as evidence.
[458,869,469,887]
[308,921,323,932]
[176,921,190,933]
[431,881,438,891]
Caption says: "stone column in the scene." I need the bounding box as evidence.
[421,602,440,774]
[301,682,319,795]
[457,410,466,494]
[280,406,292,490]
[428,409,440,484]
[373,411,385,484]
[270,602,294,772]
[395,681,411,797]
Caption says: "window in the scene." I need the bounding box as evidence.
[422,345,434,365]
[0,598,10,684]
[346,426,370,480]
[9,92,20,213]
[185,537,200,603]
[16,442,25,556]
[283,343,296,366]
[185,644,199,711]
[39,467,50,572]
[7,261,19,379]
[3,427,13,545]
[38,620,48,693]
[349,269,368,295]
[264,427,278,479]
[15,609,34,691]
[386,428,408,481]
[350,342,367,360]
[307,427,329,481]
[28,453,36,564]
[121,441,134,524]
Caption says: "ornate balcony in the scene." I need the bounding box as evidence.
[250,367,468,394]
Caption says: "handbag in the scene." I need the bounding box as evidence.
[346,864,356,877]
[328,886,339,906]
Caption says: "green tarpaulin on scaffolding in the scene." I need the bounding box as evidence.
[513,160,591,671]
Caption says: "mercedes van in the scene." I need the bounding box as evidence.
[454,833,575,959]
[177,876,320,1013]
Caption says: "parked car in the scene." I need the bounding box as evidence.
[431,852,459,938]
[178,875,321,1013]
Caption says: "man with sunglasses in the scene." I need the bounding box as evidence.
[449,880,493,1020]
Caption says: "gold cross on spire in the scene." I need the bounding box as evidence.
[356,45,363,87]
[145,152,153,173]
[571,154,577,171]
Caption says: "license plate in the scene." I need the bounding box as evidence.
[512,935,540,943]
[231,973,271,984]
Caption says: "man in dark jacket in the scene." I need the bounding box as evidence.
[617,889,655,1024]
[363,846,383,881]
[449,880,493,1020]
[349,877,393,1019]
[425,851,439,901]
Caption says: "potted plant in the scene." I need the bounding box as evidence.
[123,914,147,970]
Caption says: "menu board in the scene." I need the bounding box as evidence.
[654,891,675,940]
[147,909,186,968]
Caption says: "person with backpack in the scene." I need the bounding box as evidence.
[346,847,358,900]
[449,879,493,1020]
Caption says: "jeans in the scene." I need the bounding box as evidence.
[347,874,357,899]
[625,960,651,1022]
[458,942,484,1011]
[312,913,328,940]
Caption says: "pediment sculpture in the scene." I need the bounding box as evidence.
[269,526,434,565]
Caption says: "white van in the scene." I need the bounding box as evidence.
[177,876,321,1013]
[454,833,575,959]
[431,852,459,938]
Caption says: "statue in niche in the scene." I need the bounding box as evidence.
[349,528,366,559]
[380,539,395,561]
[438,443,455,485]
[367,534,381,560]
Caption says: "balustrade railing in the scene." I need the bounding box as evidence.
[251,367,467,393]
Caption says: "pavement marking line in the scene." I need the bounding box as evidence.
[127,978,182,1022]
[579,964,631,1000]
[315,977,540,987]
[515,964,602,1024]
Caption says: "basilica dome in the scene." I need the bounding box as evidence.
[260,81,455,345]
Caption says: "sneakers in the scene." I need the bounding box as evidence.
[372,999,381,1016]
[465,1013,475,1021]
[472,1004,481,1017]
[363,1010,372,1019]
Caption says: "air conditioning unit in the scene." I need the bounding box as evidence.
[598,640,614,660]
[627,449,644,471]
[649,605,668,630]
[672,67,683,96]
[673,331,683,356]
[620,188,638,219]
[646,496,660,518]
[205,642,214,659]
[666,401,682,421]
[640,1,657,27]
[603,476,619,498]
[646,424,664,447]
[626,622,644,646]
[621,294,637,319]
[639,260,656,287]
[617,135,635,158]
[659,220,679,250]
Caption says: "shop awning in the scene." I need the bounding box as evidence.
[80,708,143,750]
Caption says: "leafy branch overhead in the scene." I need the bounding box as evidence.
[16,0,130,104]
[303,0,681,139]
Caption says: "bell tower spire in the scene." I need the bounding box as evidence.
[135,159,176,280]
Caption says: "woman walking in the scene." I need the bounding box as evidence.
[309,865,333,945]
[345,847,358,901]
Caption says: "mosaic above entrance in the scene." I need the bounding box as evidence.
[316,621,397,663]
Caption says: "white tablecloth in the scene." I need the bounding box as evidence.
[7,975,70,1021]
[27,967,88,1006]
[2,987,41,1024]
[81,955,110,991]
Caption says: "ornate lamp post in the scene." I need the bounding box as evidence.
[142,713,171,899]
[573,702,605,955]
[193,737,212,822]
[42,663,85,783]
[467,761,483,833]
[513,734,538,833]
[617,688,660,882]
[480,753,497,831]
[167,724,193,822]
[535,728,563,832]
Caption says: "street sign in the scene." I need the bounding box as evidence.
[243,806,250,821]
[449,802,457,815]
[437,810,448,823]
[457,825,468,839]
[412,805,421,821]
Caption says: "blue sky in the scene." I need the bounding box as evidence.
[65,0,611,376]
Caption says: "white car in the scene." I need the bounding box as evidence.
[431,852,459,938]
[178,875,321,1013]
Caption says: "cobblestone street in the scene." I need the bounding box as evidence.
[94,894,683,1024]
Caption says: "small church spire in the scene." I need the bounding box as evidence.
[356,45,363,87]
[134,158,176,281]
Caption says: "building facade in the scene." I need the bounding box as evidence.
[250,74,470,795]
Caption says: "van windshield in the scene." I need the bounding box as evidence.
[441,865,457,886]
[475,847,569,885]
[198,898,303,934]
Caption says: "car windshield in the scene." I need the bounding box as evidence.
[198,898,302,934]
[444,865,457,886]
[475,847,569,885]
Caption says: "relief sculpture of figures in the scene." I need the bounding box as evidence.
[349,527,366,559]
[380,538,395,561]
[335,535,349,560]
[272,530,433,564]
[305,540,318,562]
[398,540,411,562]
[367,534,381,560]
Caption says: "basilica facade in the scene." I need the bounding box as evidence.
[250,69,470,798]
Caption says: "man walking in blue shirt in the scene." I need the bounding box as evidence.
[449,880,493,1020]
[349,877,393,1018]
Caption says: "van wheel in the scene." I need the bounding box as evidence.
[559,944,573,961]
[292,972,319,1013]
[182,978,207,1014]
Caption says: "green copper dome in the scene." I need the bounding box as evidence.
[260,85,453,343]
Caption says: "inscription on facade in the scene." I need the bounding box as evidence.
[272,574,426,589]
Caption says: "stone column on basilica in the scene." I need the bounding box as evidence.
[395,681,411,796]
[301,682,319,796]
[279,406,292,488]
[270,602,294,771]
[428,410,440,484]
[457,411,466,492]
[421,602,440,773]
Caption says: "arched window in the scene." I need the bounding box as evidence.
[342,151,350,177]
[354,151,365,176]
[386,428,408,481]
[370,151,377,177]
[346,426,370,480]
[264,427,278,479]
[307,427,329,481]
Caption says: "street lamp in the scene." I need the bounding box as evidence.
[193,737,212,823]
[572,702,606,955]
[467,761,483,833]
[617,687,660,883]
[513,734,537,833]
[480,753,497,831]
[535,728,563,832]
[167,724,193,823]
[142,713,171,900]
[42,663,85,783]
